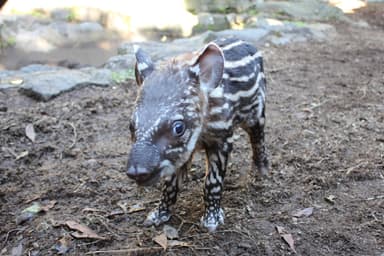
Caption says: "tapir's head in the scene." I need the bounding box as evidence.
[126,43,224,186]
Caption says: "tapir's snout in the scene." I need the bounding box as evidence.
[126,141,161,186]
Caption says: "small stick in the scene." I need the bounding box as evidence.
[366,195,384,201]
[85,247,163,255]
[67,122,77,149]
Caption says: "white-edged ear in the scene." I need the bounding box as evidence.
[134,45,155,86]
[189,42,224,91]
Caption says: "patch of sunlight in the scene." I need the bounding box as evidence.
[127,0,197,39]
[2,0,198,40]
[98,41,113,51]
[266,18,284,26]
[329,0,367,14]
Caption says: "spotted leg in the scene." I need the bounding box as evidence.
[245,118,268,176]
[144,161,190,226]
[201,141,232,232]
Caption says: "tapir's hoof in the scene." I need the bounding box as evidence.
[201,208,224,232]
[143,208,171,226]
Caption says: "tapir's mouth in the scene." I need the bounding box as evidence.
[135,168,161,186]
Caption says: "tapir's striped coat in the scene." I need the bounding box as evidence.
[127,38,268,231]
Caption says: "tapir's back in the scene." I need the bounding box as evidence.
[205,38,266,134]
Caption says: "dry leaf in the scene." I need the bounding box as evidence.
[275,225,284,234]
[168,240,191,247]
[41,200,57,212]
[292,207,314,218]
[325,195,336,204]
[163,225,178,239]
[275,225,297,254]
[281,233,296,254]
[25,124,36,142]
[65,220,106,240]
[153,233,167,250]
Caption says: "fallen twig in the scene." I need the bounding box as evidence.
[266,66,290,73]
[2,228,26,246]
[366,195,384,201]
[345,161,368,175]
[67,122,77,149]
[85,247,163,255]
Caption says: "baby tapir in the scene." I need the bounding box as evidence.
[126,37,268,231]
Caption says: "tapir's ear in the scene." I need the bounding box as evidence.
[134,45,155,86]
[189,43,224,91]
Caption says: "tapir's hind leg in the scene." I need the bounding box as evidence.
[243,107,269,176]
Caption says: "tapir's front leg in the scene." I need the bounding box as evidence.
[144,160,190,226]
[201,141,233,231]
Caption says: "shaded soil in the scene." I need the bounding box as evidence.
[1,7,384,256]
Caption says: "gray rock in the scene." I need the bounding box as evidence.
[226,13,250,29]
[116,19,336,64]
[50,8,73,21]
[19,64,64,73]
[305,23,337,41]
[4,16,106,52]
[214,28,270,44]
[17,67,112,101]
[0,70,17,80]
[0,71,20,90]
[193,13,230,34]
[172,31,218,48]
[255,0,345,21]
[49,21,104,46]
[118,41,197,62]
[103,54,136,71]
[184,0,258,13]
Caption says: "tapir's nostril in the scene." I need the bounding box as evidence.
[126,142,161,184]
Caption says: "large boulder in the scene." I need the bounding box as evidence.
[0,14,106,52]
[192,13,230,34]
[255,0,345,21]
[0,66,112,101]
[184,0,260,13]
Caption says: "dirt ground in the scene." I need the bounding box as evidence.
[1,6,383,256]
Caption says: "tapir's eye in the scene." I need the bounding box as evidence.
[172,121,185,137]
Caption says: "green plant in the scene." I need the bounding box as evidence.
[290,21,307,27]
[111,69,135,84]
[67,8,77,22]
[247,8,259,16]
[0,36,16,49]
[30,9,47,19]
